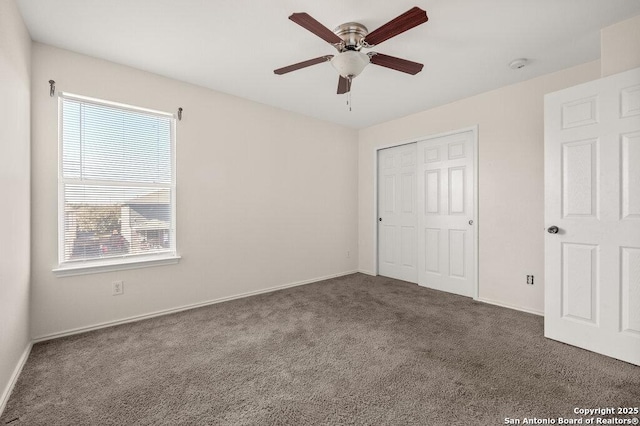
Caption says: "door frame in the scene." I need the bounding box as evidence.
[373,125,479,299]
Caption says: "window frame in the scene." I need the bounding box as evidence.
[54,92,179,276]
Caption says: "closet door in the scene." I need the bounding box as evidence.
[417,132,475,297]
[377,144,418,283]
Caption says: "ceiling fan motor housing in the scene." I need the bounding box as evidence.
[333,22,368,51]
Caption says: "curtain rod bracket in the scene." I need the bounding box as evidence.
[177,107,183,121]
[49,80,56,97]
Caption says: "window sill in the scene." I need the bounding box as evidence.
[53,254,181,277]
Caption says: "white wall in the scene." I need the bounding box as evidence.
[358,61,600,314]
[601,14,640,77]
[30,43,358,339]
[0,0,31,411]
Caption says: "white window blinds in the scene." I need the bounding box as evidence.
[59,94,176,266]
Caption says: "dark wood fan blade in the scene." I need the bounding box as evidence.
[274,55,333,75]
[289,13,343,45]
[364,7,428,46]
[369,53,423,75]
[337,76,351,94]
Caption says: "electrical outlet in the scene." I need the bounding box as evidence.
[347,251,350,258]
[112,280,124,296]
[526,275,534,285]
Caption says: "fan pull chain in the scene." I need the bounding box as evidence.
[347,77,352,112]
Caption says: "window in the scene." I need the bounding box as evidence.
[56,93,177,274]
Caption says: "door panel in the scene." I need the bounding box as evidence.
[401,226,416,268]
[545,66,640,366]
[401,173,414,212]
[417,131,475,297]
[425,170,440,213]
[382,225,395,264]
[424,228,440,273]
[448,167,466,214]
[448,229,466,278]
[621,247,640,335]
[561,242,598,323]
[561,140,598,218]
[377,144,418,283]
[621,132,640,219]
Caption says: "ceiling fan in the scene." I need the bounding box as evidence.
[274,7,428,95]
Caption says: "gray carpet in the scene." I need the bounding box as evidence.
[2,273,638,425]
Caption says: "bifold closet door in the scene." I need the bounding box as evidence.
[377,143,418,283]
[416,132,475,297]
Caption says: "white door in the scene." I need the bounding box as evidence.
[416,131,476,297]
[377,143,418,283]
[544,66,640,366]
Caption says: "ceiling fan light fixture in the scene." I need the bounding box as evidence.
[331,51,370,78]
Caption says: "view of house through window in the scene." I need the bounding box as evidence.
[59,94,176,266]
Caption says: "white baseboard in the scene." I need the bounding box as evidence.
[33,270,359,343]
[358,273,542,317]
[0,342,32,417]
[477,297,543,316]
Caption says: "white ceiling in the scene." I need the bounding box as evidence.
[16,0,640,129]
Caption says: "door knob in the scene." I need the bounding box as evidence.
[547,226,559,234]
